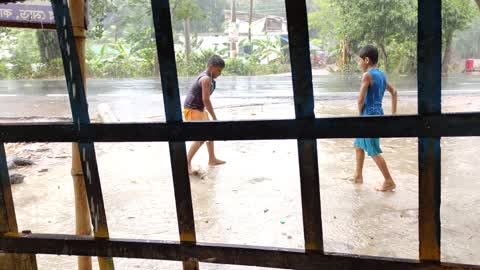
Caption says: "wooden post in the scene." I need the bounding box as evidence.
[0,143,37,270]
[68,0,92,269]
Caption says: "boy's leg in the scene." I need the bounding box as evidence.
[185,109,209,174]
[187,141,205,174]
[371,154,396,191]
[206,141,226,166]
[354,147,365,184]
[201,110,225,166]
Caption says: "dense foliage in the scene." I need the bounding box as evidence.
[0,0,478,79]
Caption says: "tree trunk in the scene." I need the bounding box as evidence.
[475,0,480,10]
[36,30,61,64]
[442,31,453,74]
[340,38,351,70]
[184,17,191,57]
[380,44,388,72]
[248,0,253,42]
[230,0,237,58]
[154,53,160,75]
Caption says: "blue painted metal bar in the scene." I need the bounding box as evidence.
[285,0,323,252]
[50,0,114,268]
[417,0,442,262]
[151,0,198,269]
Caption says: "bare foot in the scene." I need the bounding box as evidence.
[344,175,363,184]
[353,175,363,184]
[208,158,226,166]
[188,164,199,175]
[375,180,396,192]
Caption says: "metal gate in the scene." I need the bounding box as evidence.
[1,0,480,269]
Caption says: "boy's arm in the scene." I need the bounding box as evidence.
[386,82,397,114]
[201,76,217,120]
[357,73,370,115]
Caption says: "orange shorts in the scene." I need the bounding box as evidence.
[183,109,209,121]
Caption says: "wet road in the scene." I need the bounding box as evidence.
[1,74,480,121]
[2,75,480,269]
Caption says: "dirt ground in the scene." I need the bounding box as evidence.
[2,93,480,269]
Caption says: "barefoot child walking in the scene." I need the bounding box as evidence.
[353,45,398,192]
[183,55,226,175]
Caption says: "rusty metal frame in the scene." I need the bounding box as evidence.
[0,0,479,270]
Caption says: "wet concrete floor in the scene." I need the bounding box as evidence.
[2,86,480,269]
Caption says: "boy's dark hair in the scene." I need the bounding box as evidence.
[358,45,379,65]
[207,54,225,68]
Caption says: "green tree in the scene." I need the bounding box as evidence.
[172,0,206,56]
[10,30,41,79]
[87,0,118,39]
[0,28,13,78]
[308,0,416,72]
[36,30,61,64]
[195,0,226,33]
[453,15,480,59]
[442,0,477,73]
[308,0,343,63]
[335,0,416,72]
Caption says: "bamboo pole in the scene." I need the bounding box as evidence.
[68,1,92,270]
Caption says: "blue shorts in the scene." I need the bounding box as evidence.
[354,138,382,156]
[356,107,384,156]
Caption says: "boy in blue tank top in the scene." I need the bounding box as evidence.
[352,45,398,192]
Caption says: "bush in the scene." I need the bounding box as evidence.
[223,58,253,76]
[33,58,64,79]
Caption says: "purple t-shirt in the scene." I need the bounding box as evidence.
[184,71,216,111]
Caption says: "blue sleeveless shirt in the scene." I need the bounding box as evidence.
[362,68,386,116]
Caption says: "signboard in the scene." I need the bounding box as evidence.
[0,0,55,29]
[465,58,480,73]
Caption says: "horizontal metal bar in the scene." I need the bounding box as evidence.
[0,113,479,142]
[0,21,56,29]
[0,233,478,270]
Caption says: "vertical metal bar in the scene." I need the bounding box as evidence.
[0,143,38,270]
[418,0,442,262]
[51,0,115,268]
[151,1,198,269]
[285,0,323,252]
